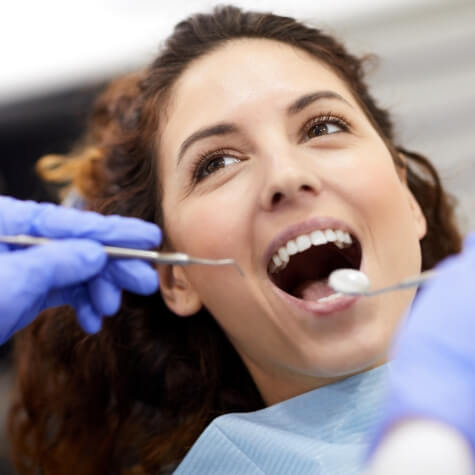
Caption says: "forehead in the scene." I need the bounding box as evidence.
[162,39,356,148]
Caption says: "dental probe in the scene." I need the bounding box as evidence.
[328,268,437,297]
[0,234,244,275]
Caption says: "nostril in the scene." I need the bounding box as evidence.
[270,184,315,207]
[271,192,284,206]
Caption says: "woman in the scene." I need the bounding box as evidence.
[8,6,461,474]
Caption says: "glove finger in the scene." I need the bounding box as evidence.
[1,302,43,343]
[0,196,43,235]
[45,287,70,308]
[88,275,122,316]
[0,244,94,321]
[76,304,103,334]
[84,215,161,249]
[104,259,159,295]
[12,240,107,293]
[69,285,103,334]
[30,205,161,248]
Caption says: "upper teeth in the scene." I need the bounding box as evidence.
[269,228,352,274]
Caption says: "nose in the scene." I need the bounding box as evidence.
[259,157,322,211]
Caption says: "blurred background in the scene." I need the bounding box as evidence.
[0,0,473,471]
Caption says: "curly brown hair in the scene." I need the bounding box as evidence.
[8,5,462,474]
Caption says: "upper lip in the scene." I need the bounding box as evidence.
[263,216,358,270]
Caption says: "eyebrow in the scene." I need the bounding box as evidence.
[286,90,353,115]
[177,90,352,164]
[178,123,238,164]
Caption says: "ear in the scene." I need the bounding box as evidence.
[404,187,427,240]
[397,152,427,240]
[157,264,202,317]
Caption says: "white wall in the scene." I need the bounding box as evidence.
[0,0,442,103]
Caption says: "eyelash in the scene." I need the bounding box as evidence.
[191,148,236,184]
[301,112,350,140]
[191,111,351,184]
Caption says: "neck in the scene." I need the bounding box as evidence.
[243,357,387,406]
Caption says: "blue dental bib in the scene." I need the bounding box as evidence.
[175,365,388,474]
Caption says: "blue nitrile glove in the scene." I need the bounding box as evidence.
[0,196,161,342]
[368,233,475,457]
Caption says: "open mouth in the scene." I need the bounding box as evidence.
[267,228,362,303]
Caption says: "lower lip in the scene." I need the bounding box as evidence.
[271,282,359,317]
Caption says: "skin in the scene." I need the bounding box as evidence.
[157,39,427,405]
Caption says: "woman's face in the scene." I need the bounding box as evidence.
[158,39,426,404]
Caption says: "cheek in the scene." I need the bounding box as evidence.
[357,169,414,236]
[331,144,409,225]
[339,149,400,201]
[170,196,246,258]
[165,194,258,332]
[357,173,421,267]
[329,143,422,260]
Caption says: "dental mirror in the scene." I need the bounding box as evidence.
[329,268,437,297]
[329,269,370,295]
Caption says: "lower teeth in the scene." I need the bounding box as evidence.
[317,292,343,303]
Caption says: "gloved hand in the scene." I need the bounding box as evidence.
[369,233,475,456]
[0,196,161,342]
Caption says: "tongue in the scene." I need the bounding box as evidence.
[294,278,334,301]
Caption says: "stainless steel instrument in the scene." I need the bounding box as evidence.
[0,234,243,274]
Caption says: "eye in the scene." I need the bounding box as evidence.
[194,153,241,182]
[307,122,341,138]
[303,114,349,141]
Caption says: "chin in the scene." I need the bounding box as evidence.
[300,329,391,380]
